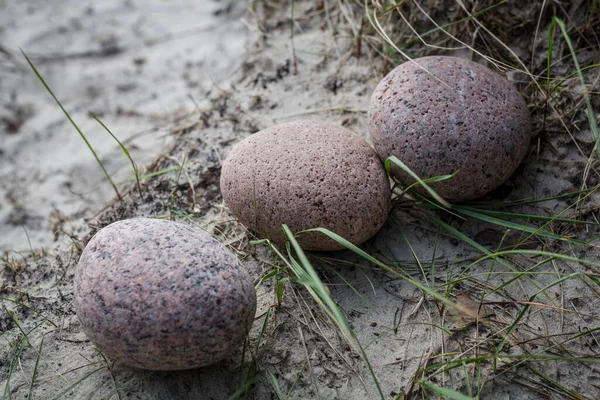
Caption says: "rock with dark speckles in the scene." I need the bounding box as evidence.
[74,218,256,371]
[368,56,531,201]
[220,120,391,251]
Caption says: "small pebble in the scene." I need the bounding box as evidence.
[220,120,391,251]
[74,218,256,370]
[368,56,531,201]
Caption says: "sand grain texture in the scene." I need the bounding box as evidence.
[2,1,600,399]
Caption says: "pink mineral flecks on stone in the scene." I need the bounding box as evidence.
[74,218,257,371]
[368,56,532,201]
[220,120,392,251]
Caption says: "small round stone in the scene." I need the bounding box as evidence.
[74,218,256,371]
[368,56,531,201]
[220,120,391,251]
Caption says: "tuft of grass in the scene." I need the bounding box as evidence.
[257,225,387,399]
[271,171,600,397]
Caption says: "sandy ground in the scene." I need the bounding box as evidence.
[2,1,600,399]
[0,0,248,251]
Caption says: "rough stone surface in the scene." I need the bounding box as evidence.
[220,120,391,251]
[368,56,532,201]
[74,218,257,371]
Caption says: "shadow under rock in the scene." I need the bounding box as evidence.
[112,356,252,400]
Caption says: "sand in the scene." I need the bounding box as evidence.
[2,1,600,399]
[0,0,248,251]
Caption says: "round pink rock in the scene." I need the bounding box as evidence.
[74,218,256,370]
[368,56,531,201]
[220,120,391,251]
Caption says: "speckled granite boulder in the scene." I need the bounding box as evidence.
[220,120,391,251]
[74,218,256,371]
[368,56,531,201]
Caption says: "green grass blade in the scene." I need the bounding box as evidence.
[385,156,452,209]
[463,187,598,208]
[424,353,600,376]
[265,369,285,400]
[117,165,184,185]
[91,114,143,198]
[285,363,306,400]
[390,219,428,284]
[416,194,466,219]
[283,226,354,341]
[0,297,57,327]
[325,267,375,311]
[469,250,600,273]
[527,365,585,399]
[255,269,279,289]
[454,207,599,226]
[20,50,122,200]
[401,172,456,196]
[419,381,473,400]
[550,17,600,159]
[27,334,45,400]
[427,215,550,298]
[549,64,600,97]
[455,207,582,244]
[255,307,272,353]
[228,373,255,400]
[495,273,578,354]
[282,225,385,400]
[49,366,106,400]
[3,337,27,400]
[299,227,459,309]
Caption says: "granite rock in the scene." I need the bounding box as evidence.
[220,120,391,251]
[368,56,531,201]
[74,218,256,370]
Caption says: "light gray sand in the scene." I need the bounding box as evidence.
[2,1,600,399]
